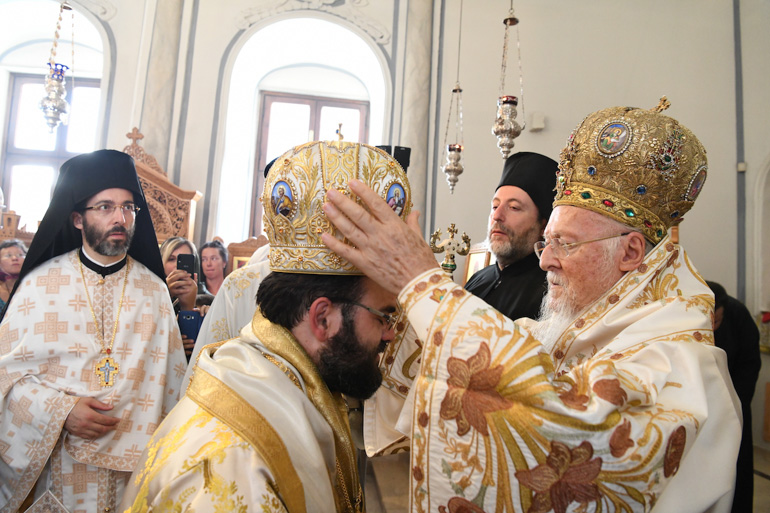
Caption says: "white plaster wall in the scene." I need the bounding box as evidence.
[433,0,739,296]
[102,1,156,150]
[741,0,770,451]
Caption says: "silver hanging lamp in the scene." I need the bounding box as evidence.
[440,0,466,193]
[492,2,525,158]
[40,1,74,133]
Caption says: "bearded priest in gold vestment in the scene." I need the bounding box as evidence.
[121,141,413,512]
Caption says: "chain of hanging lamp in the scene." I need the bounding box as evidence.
[492,0,525,158]
[40,1,74,132]
[441,0,465,193]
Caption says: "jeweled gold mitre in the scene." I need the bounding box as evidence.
[554,98,708,244]
[262,141,411,274]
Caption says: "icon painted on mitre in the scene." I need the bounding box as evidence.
[387,184,406,216]
[598,122,630,156]
[685,166,708,201]
[271,181,294,218]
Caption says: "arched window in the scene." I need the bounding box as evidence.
[0,0,104,231]
[215,16,389,241]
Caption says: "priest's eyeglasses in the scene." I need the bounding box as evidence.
[82,202,141,216]
[332,299,398,330]
[534,232,630,260]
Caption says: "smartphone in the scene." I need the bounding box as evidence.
[176,253,195,277]
[178,310,202,340]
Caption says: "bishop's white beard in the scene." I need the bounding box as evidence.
[532,237,623,354]
[531,286,580,354]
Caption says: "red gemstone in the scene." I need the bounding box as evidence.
[106,349,111,355]
[564,190,572,195]
[644,220,652,227]
[603,199,614,207]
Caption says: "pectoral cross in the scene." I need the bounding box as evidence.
[95,356,119,387]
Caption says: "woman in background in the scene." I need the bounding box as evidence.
[160,237,200,359]
[0,239,27,311]
[199,240,228,296]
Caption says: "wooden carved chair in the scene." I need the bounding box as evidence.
[226,235,269,275]
[122,128,202,244]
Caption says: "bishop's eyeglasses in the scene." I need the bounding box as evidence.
[534,232,630,260]
[331,299,398,330]
[82,202,141,216]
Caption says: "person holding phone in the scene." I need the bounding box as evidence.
[160,237,201,359]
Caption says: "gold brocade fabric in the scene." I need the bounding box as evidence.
[121,312,363,512]
[0,251,185,513]
[251,310,364,513]
[186,368,306,512]
[555,102,708,243]
[395,236,741,513]
[263,141,410,275]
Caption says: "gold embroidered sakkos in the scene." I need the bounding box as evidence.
[394,235,739,512]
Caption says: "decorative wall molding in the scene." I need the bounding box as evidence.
[77,0,117,21]
[236,0,391,45]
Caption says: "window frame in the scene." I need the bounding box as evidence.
[1,72,101,222]
[249,90,369,235]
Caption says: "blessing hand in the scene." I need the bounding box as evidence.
[321,179,439,295]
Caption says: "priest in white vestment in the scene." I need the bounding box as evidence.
[0,150,186,512]
[323,101,742,513]
[121,141,412,512]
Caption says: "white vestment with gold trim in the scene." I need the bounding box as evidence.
[121,314,363,513]
[371,236,741,512]
[0,250,186,512]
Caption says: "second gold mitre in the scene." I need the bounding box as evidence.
[262,140,411,274]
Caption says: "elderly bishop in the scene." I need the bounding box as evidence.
[324,102,741,512]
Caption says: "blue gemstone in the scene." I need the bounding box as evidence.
[670,210,679,218]
[587,166,596,176]
[636,185,647,195]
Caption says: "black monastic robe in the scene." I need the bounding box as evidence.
[464,251,546,321]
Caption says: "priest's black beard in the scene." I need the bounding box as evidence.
[82,218,135,257]
[318,309,386,400]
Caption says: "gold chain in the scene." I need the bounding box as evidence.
[259,350,302,390]
[78,257,130,355]
[335,459,363,513]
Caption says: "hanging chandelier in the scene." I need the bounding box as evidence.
[442,83,464,194]
[40,1,74,133]
[440,0,465,193]
[491,2,525,158]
